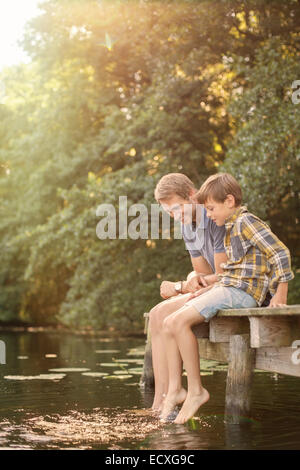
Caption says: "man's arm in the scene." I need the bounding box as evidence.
[160,256,213,299]
[190,255,213,275]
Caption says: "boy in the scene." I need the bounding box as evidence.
[149,173,227,412]
[160,173,294,424]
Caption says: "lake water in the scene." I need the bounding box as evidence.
[0,330,299,450]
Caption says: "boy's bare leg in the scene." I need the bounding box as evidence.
[149,294,190,412]
[168,305,210,424]
[160,304,209,422]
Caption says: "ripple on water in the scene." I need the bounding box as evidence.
[0,408,164,449]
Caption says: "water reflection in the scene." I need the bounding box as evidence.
[0,330,300,449]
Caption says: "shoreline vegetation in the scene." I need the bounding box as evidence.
[1,0,299,329]
[0,322,145,337]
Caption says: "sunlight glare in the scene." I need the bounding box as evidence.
[0,0,42,70]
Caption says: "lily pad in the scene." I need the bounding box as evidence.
[115,359,143,364]
[183,371,214,376]
[113,370,132,375]
[127,349,145,356]
[212,365,228,371]
[95,350,121,354]
[48,368,90,372]
[4,374,66,381]
[81,372,109,377]
[99,363,123,367]
[103,375,133,380]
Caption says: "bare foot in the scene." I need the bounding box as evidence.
[151,393,166,414]
[160,388,187,421]
[174,388,210,424]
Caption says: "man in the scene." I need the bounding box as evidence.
[149,173,227,412]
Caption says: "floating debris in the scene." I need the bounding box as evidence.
[45,354,57,358]
[17,356,28,360]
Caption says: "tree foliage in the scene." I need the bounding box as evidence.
[0,0,299,329]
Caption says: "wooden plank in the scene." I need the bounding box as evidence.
[140,322,154,389]
[249,316,300,348]
[217,305,300,317]
[209,317,249,343]
[198,338,229,362]
[191,322,209,338]
[225,334,255,424]
[255,346,300,377]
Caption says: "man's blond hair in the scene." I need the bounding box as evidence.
[154,173,195,202]
[196,173,242,207]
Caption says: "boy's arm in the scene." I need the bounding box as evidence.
[268,282,288,308]
[184,252,227,293]
[197,252,227,285]
[242,216,294,302]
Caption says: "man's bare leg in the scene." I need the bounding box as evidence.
[161,305,209,423]
[159,308,189,420]
[149,294,190,412]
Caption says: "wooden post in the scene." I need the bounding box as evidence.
[140,313,154,389]
[225,334,255,424]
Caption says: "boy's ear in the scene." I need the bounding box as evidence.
[225,194,236,208]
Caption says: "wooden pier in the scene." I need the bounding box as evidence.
[141,305,300,423]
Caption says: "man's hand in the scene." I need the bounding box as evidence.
[160,281,177,299]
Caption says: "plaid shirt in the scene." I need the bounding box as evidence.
[218,206,294,306]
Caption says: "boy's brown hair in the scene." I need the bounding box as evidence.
[196,173,242,207]
[154,173,195,202]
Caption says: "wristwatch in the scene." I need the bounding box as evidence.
[174,281,182,294]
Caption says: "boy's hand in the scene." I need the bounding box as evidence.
[268,282,288,308]
[187,285,213,300]
[268,293,287,308]
[182,273,208,293]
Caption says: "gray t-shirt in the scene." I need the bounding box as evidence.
[181,205,226,272]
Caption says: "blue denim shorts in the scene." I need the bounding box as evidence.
[185,285,257,322]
